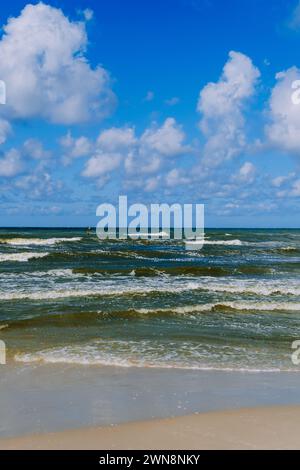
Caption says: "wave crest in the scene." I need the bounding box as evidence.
[0,237,82,246]
[0,252,49,263]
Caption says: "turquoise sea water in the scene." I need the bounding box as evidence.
[0,228,299,372]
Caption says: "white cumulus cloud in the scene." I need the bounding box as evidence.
[0,148,23,177]
[197,51,260,167]
[266,67,300,154]
[97,127,137,151]
[80,118,188,185]
[23,138,51,160]
[233,161,256,184]
[82,152,122,178]
[0,2,116,125]
[139,118,187,158]
[60,132,93,164]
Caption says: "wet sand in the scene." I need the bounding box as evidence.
[0,405,299,450]
[1,363,300,449]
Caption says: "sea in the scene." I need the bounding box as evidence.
[0,228,299,373]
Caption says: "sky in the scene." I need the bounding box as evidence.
[0,0,300,227]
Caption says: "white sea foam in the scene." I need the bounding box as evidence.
[0,252,49,263]
[186,239,300,249]
[14,342,294,372]
[203,282,300,296]
[185,239,243,247]
[1,276,299,299]
[0,269,88,284]
[41,268,75,277]
[13,353,279,372]
[280,246,298,252]
[0,237,82,246]
[26,268,76,278]
[135,301,300,315]
[203,239,244,246]
[0,283,200,300]
[129,231,169,238]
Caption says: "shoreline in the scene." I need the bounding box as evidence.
[1,364,300,440]
[0,405,299,450]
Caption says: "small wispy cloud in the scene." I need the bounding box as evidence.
[288,1,300,30]
[165,97,180,106]
[143,91,154,102]
[83,8,94,21]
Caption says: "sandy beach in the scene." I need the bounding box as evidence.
[0,405,299,450]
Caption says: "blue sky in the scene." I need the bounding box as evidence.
[0,0,300,227]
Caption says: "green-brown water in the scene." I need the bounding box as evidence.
[0,228,300,372]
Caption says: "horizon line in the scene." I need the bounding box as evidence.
[0,226,300,230]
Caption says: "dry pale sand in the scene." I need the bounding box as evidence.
[0,405,299,450]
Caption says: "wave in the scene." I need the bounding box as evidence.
[14,355,285,372]
[72,265,232,277]
[186,239,243,247]
[1,276,300,300]
[25,268,76,278]
[128,231,169,238]
[276,246,300,255]
[204,239,244,246]
[280,246,298,252]
[0,237,82,246]
[188,239,300,250]
[204,282,300,296]
[135,301,300,314]
[132,265,271,276]
[5,300,300,331]
[3,311,105,329]
[0,283,201,300]
[42,249,167,262]
[14,341,294,372]
[38,268,75,277]
[0,252,49,263]
[72,266,162,277]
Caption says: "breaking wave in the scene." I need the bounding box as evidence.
[14,340,296,372]
[1,277,300,300]
[0,237,82,246]
[0,252,49,263]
